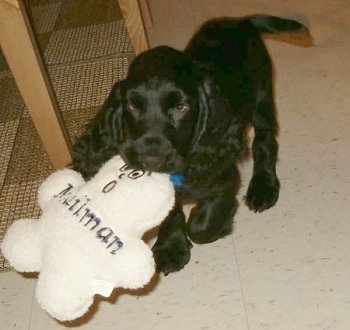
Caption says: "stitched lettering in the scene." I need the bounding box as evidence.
[53,183,124,255]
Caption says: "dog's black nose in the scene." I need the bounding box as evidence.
[143,135,162,147]
[140,155,161,168]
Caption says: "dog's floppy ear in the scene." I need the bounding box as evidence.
[191,79,212,151]
[192,77,235,149]
[72,80,125,178]
[98,80,125,143]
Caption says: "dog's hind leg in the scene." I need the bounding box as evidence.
[245,67,280,212]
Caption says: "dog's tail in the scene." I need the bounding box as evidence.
[249,14,309,35]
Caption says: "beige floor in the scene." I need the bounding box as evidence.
[1,0,350,329]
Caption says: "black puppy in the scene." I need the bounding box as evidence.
[73,15,310,274]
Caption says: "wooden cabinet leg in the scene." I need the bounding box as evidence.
[0,0,72,168]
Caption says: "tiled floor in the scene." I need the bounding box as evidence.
[1,0,350,329]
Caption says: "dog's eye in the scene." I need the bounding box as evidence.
[128,103,139,112]
[174,103,189,113]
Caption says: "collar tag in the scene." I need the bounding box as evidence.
[170,173,184,188]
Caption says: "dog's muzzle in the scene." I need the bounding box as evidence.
[119,134,183,173]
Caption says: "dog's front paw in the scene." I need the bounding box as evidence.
[245,173,280,212]
[152,234,192,275]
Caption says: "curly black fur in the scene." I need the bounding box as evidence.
[73,15,310,274]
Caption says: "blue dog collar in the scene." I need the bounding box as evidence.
[170,173,184,188]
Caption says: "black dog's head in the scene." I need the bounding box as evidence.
[73,46,231,179]
[109,46,211,173]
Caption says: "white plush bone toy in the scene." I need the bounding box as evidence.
[1,156,175,322]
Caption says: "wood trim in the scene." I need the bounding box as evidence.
[139,0,152,29]
[118,0,149,55]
